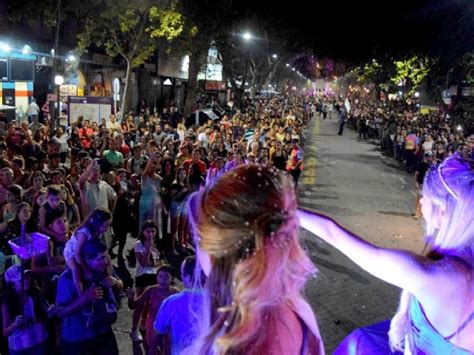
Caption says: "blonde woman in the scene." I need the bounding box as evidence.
[299,155,474,354]
[185,164,324,354]
[177,122,186,142]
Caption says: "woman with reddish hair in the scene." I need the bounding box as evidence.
[185,164,324,354]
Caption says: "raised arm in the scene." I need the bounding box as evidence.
[142,153,158,177]
[136,241,153,269]
[297,208,435,296]
[78,159,96,190]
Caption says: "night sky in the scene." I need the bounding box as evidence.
[233,0,473,64]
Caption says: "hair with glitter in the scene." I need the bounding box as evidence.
[389,154,474,351]
[185,164,317,354]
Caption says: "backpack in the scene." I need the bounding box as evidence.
[405,139,415,151]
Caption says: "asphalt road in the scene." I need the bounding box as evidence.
[113,112,426,354]
[299,112,425,352]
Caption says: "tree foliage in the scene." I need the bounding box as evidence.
[390,55,431,96]
[76,0,185,114]
[165,0,230,114]
[357,60,385,85]
[77,1,183,64]
[7,0,64,27]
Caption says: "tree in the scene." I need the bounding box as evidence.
[357,60,384,85]
[249,30,299,95]
[76,0,185,116]
[7,0,70,27]
[214,15,302,108]
[168,0,231,115]
[390,55,431,97]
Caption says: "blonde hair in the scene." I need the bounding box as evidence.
[187,164,317,354]
[389,155,474,351]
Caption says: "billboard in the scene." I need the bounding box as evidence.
[198,47,223,81]
[68,96,113,125]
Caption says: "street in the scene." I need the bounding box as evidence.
[299,113,425,352]
[1,1,472,353]
[112,113,426,354]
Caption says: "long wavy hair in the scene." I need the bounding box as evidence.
[186,164,317,354]
[389,154,474,351]
[79,208,112,238]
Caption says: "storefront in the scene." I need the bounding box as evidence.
[0,48,36,115]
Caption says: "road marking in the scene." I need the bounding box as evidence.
[303,119,319,185]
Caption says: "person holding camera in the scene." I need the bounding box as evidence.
[56,238,120,355]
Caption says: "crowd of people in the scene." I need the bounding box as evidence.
[0,92,309,354]
[340,97,474,219]
[0,89,472,355]
[344,98,474,170]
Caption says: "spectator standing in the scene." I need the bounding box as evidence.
[27,98,40,124]
[78,159,116,218]
[56,238,120,355]
[154,257,205,355]
[2,266,53,355]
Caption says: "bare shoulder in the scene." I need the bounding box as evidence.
[255,306,303,355]
[417,256,474,335]
[428,256,473,289]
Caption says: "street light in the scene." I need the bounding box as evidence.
[285,63,290,67]
[414,92,420,98]
[151,77,159,113]
[243,32,253,41]
[54,75,64,86]
[272,54,278,59]
[0,42,11,52]
[54,75,64,130]
[22,45,31,55]
[67,54,77,62]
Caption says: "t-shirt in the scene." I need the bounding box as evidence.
[119,143,130,157]
[106,121,122,133]
[53,134,69,153]
[287,147,303,171]
[134,241,159,277]
[56,270,115,342]
[181,159,206,175]
[154,290,204,355]
[27,102,40,116]
[80,180,116,217]
[79,128,94,148]
[275,132,285,142]
[103,150,124,167]
[422,140,434,153]
[128,156,147,174]
[197,133,209,149]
